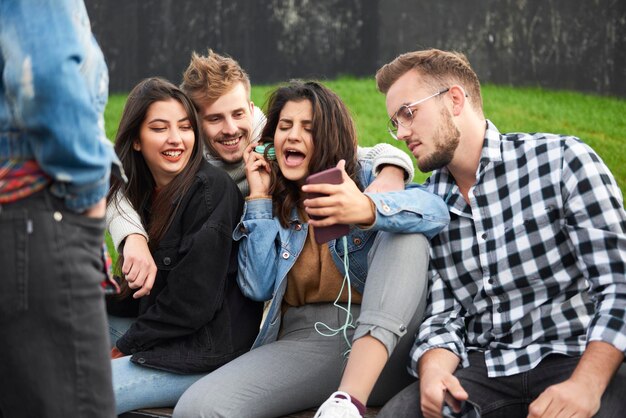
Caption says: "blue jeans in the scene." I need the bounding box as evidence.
[0,189,114,418]
[378,351,626,418]
[108,316,206,414]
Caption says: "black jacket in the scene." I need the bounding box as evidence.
[110,161,262,374]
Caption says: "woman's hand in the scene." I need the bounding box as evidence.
[243,143,272,198]
[301,160,375,226]
[122,234,157,299]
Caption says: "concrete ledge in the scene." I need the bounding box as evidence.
[119,406,382,417]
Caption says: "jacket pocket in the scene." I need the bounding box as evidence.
[0,211,29,317]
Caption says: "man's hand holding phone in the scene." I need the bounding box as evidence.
[302,160,376,243]
[418,348,468,418]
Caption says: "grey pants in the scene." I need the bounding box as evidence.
[0,189,114,418]
[378,351,626,418]
[173,232,430,418]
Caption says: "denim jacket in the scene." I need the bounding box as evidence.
[0,0,121,212]
[233,158,450,348]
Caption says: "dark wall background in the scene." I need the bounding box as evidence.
[85,0,626,97]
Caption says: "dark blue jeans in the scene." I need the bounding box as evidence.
[379,351,626,418]
[0,189,114,418]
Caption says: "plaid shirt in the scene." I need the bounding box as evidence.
[411,120,626,378]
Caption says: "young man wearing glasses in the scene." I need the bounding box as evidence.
[376,49,626,418]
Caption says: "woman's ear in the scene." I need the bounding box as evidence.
[132,140,141,151]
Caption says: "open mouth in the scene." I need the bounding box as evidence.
[284,149,306,167]
[218,134,243,148]
[162,150,183,160]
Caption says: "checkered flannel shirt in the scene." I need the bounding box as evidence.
[411,120,626,377]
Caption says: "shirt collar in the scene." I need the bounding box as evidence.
[427,119,503,217]
[481,119,504,166]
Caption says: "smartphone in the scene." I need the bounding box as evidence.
[305,167,350,244]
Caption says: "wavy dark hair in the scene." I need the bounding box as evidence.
[259,81,361,227]
[107,77,204,295]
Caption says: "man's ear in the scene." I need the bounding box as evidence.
[132,140,141,151]
[249,100,255,114]
[449,85,467,116]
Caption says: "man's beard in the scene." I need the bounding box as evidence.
[417,108,460,173]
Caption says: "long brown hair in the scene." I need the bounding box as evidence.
[107,77,204,294]
[260,81,360,227]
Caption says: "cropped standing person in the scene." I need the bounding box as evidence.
[0,0,119,417]
[376,49,626,418]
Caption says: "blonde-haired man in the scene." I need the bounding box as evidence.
[181,50,265,178]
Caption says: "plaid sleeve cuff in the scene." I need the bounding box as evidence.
[587,308,626,356]
[410,339,469,378]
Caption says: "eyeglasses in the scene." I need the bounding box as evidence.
[387,88,450,140]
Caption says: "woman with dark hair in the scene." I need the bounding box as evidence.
[106,77,262,414]
[174,81,449,417]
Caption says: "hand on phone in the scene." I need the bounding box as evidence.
[304,167,349,244]
[302,160,376,235]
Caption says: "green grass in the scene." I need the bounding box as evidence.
[106,77,626,191]
[105,78,625,261]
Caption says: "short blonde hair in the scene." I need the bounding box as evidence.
[180,49,251,108]
[376,49,483,112]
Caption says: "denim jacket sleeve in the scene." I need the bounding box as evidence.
[358,159,450,238]
[365,184,450,238]
[232,198,281,301]
[0,0,121,212]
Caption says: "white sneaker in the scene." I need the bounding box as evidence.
[314,391,362,418]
